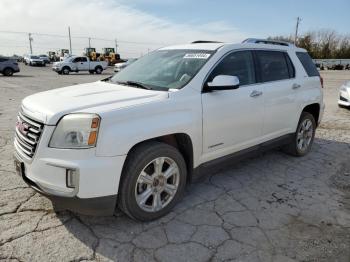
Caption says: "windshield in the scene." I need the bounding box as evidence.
[30,56,39,59]
[111,49,214,90]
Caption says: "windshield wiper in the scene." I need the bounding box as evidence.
[116,80,152,90]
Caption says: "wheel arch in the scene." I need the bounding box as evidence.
[123,133,194,183]
[302,103,320,126]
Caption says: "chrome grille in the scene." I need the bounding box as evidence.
[14,111,44,160]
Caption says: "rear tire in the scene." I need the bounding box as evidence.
[3,68,14,76]
[95,66,103,74]
[282,112,316,157]
[118,141,187,221]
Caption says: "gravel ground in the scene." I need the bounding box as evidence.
[0,65,350,262]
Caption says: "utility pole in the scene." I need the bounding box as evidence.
[294,17,301,45]
[88,37,91,48]
[68,26,72,55]
[28,33,33,54]
[115,39,118,53]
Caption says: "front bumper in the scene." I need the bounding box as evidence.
[16,161,117,215]
[14,124,126,216]
[338,89,350,107]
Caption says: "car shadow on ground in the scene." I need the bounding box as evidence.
[55,73,113,76]
[0,75,33,78]
[56,137,350,261]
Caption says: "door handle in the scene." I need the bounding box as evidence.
[292,83,301,89]
[250,90,263,97]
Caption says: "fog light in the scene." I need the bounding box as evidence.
[66,169,77,188]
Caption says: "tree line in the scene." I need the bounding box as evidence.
[268,30,350,59]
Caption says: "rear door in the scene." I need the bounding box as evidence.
[74,57,89,71]
[255,50,298,139]
[202,50,264,160]
[79,57,90,71]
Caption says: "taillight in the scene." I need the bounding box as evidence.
[320,76,324,88]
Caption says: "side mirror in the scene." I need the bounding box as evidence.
[206,75,240,91]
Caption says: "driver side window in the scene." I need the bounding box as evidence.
[208,51,256,86]
[73,57,81,63]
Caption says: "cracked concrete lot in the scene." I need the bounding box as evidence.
[1,66,350,261]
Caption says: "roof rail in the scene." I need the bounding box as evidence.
[242,38,294,47]
[191,40,223,44]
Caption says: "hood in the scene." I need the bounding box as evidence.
[30,59,43,62]
[22,81,169,125]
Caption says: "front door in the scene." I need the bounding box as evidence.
[202,50,264,161]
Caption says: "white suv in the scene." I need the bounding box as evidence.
[14,39,324,221]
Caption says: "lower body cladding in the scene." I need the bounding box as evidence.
[14,126,126,215]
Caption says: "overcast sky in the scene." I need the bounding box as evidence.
[0,0,348,57]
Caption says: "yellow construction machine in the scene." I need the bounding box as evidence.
[101,47,124,65]
[84,48,101,61]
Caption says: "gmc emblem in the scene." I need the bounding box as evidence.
[16,121,29,136]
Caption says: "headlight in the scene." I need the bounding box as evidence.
[49,114,100,149]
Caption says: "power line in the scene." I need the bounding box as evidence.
[0,29,167,46]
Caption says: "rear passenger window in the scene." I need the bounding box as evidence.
[208,51,256,86]
[296,52,319,77]
[256,51,291,82]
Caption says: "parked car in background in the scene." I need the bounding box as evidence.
[338,81,350,107]
[39,54,50,64]
[52,56,108,75]
[14,39,324,221]
[24,55,45,66]
[0,56,20,76]
[114,58,137,72]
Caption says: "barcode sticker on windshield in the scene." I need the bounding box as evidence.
[184,53,211,59]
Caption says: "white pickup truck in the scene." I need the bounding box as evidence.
[52,56,108,75]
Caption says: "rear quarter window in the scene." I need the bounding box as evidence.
[296,52,319,77]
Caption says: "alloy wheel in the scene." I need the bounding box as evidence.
[135,157,180,212]
[297,118,313,151]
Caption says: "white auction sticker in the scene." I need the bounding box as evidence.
[184,53,211,59]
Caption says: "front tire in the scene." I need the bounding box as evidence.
[62,67,70,75]
[282,112,316,156]
[118,141,187,221]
